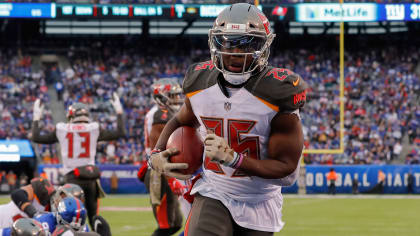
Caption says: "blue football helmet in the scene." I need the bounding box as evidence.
[56,197,87,231]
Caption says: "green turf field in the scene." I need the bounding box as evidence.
[1,195,419,236]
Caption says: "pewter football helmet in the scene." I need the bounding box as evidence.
[11,218,47,236]
[66,103,90,123]
[152,78,183,113]
[209,3,275,85]
[51,184,85,212]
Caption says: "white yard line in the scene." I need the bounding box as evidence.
[101,206,152,211]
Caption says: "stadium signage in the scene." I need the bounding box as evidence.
[296,3,377,22]
[0,144,20,162]
[385,4,405,21]
[306,165,420,194]
[381,4,420,21]
[409,4,420,20]
[199,5,262,18]
[1,3,420,21]
[0,3,54,18]
[0,140,35,162]
[133,6,163,17]
[306,172,371,188]
[199,5,229,17]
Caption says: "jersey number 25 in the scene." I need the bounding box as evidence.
[201,117,260,177]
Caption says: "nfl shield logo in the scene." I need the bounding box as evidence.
[224,102,231,111]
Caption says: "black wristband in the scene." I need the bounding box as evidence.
[23,204,37,218]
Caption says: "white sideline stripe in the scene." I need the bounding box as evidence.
[101,206,152,212]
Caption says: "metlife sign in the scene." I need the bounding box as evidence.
[296,3,377,22]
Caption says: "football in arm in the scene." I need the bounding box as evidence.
[166,126,204,175]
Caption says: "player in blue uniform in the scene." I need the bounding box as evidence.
[1,197,87,236]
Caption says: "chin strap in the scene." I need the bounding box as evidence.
[223,72,251,85]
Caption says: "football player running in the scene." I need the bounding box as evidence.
[31,93,125,228]
[137,78,186,236]
[0,178,55,228]
[148,3,308,235]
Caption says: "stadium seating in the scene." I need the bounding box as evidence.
[0,38,418,165]
[0,48,59,164]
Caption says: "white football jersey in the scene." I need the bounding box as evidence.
[0,199,46,228]
[189,84,287,231]
[183,62,308,232]
[144,105,159,156]
[56,122,100,174]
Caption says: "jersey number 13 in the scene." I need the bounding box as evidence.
[65,132,90,158]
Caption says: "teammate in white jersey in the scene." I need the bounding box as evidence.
[31,93,125,229]
[148,3,308,235]
[138,79,187,236]
[0,178,55,229]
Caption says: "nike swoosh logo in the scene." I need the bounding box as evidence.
[293,77,300,86]
[94,219,102,231]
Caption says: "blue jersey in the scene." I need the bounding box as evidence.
[0,228,11,236]
[35,213,57,234]
[35,213,89,234]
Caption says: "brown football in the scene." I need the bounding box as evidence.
[166,126,204,175]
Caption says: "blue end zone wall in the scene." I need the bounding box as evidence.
[38,164,419,194]
[305,165,420,194]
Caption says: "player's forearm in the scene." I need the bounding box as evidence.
[238,131,302,179]
[31,121,57,144]
[98,114,126,141]
[155,98,199,151]
[116,114,126,137]
[238,112,303,179]
[238,157,299,179]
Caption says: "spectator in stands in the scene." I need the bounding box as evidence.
[6,171,17,193]
[43,149,52,164]
[1,38,418,165]
[55,80,64,101]
[18,174,28,188]
[393,141,402,161]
